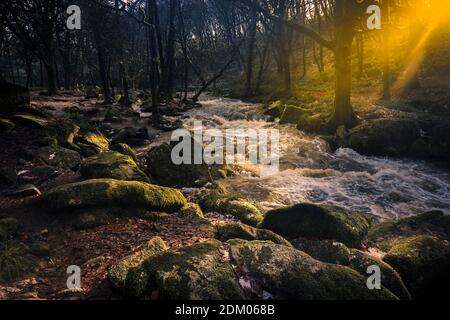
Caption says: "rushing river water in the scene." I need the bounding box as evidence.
[179,96,450,221]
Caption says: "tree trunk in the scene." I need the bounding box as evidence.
[328,1,358,129]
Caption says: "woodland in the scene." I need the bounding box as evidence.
[0,0,449,300]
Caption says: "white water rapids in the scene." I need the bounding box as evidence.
[179,96,450,221]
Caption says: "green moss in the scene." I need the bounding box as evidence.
[109,237,167,290]
[82,131,110,150]
[367,211,450,251]
[291,238,410,299]
[110,143,137,161]
[11,113,49,128]
[180,203,204,219]
[383,235,450,298]
[228,241,397,300]
[0,241,35,283]
[127,239,245,299]
[77,143,102,157]
[198,185,263,226]
[81,151,151,183]
[216,223,292,247]
[41,179,187,213]
[146,140,226,187]
[260,203,370,248]
[37,145,81,170]
[262,100,285,118]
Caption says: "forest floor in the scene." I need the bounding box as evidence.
[1,78,449,299]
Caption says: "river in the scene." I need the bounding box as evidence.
[178,96,450,221]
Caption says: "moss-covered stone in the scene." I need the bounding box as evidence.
[77,143,102,157]
[180,203,204,219]
[260,203,370,248]
[216,223,292,247]
[262,100,285,118]
[110,143,137,161]
[279,105,308,124]
[292,238,411,300]
[37,145,81,170]
[228,241,397,300]
[348,119,421,156]
[40,179,187,213]
[297,113,334,134]
[11,113,49,128]
[367,211,450,251]
[70,208,117,229]
[0,118,15,133]
[80,131,110,151]
[81,151,151,183]
[109,237,167,290]
[125,239,245,299]
[383,235,450,298]
[198,185,263,226]
[145,139,226,187]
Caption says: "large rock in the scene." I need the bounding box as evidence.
[120,239,397,300]
[124,239,245,299]
[383,235,450,298]
[215,223,292,247]
[0,81,30,114]
[198,185,263,226]
[348,119,420,156]
[109,237,167,290]
[292,238,410,300]
[228,240,397,300]
[40,179,187,213]
[260,203,370,248]
[146,139,226,187]
[37,145,81,170]
[366,211,450,251]
[110,143,137,161]
[279,105,308,124]
[112,127,150,147]
[81,152,150,182]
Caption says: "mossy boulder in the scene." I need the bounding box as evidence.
[11,113,49,128]
[78,131,110,151]
[228,240,397,300]
[292,238,410,300]
[37,145,81,170]
[0,118,15,133]
[81,151,151,182]
[383,235,450,298]
[77,143,102,157]
[109,237,168,290]
[215,223,292,247]
[110,143,137,161]
[124,239,245,299]
[366,211,450,251]
[262,100,285,118]
[279,105,308,124]
[40,179,187,213]
[260,203,370,248]
[0,81,30,114]
[146,139,226,187]
[198,185,263,226]
[348,119,420,156]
